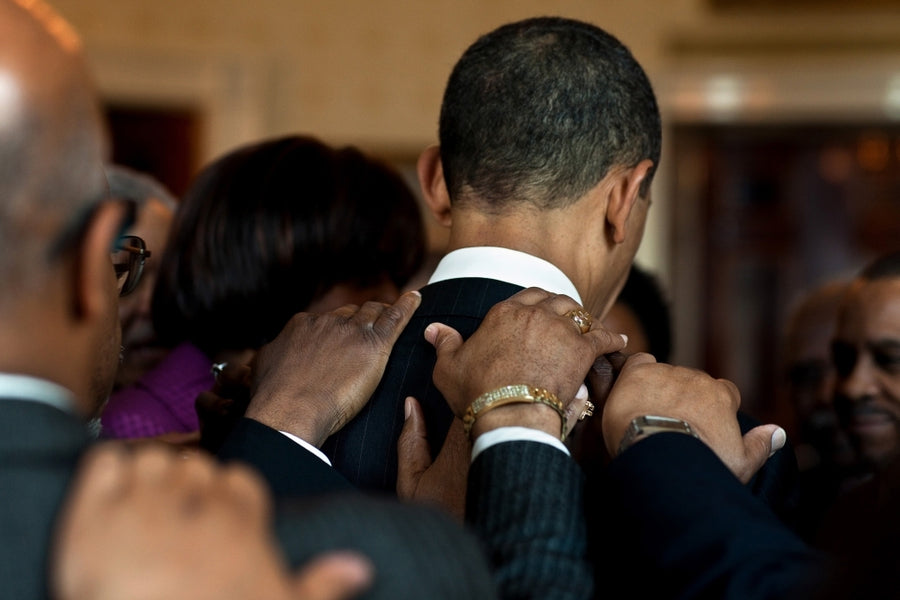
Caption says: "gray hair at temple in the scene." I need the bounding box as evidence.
[105,165,177,210]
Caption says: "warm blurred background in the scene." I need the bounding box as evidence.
[53,0,900,422]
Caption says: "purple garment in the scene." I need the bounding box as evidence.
[101,342,214,439]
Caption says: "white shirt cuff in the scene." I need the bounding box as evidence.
[277,430,332,466]
[471,426,570,463]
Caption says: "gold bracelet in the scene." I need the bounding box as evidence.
[463,384,567,441]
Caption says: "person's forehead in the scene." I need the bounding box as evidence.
[841,278,900,336]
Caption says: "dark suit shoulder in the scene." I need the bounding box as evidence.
[323,278,525,492]
[217,417,354,497]
[417,278,527,321]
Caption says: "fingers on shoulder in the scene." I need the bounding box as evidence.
[371,290,421,338]
[583,327,628,357]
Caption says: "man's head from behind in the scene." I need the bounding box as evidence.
[832,252,900,470]
[438,17,661,211]
[0,0,121,418]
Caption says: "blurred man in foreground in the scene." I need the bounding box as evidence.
[0,2,490,598]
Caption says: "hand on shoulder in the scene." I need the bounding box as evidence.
[602,353,787,483]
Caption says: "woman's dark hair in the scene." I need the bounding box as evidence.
[615,265,672,363]
[152,135,425,356]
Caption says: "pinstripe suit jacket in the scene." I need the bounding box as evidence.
[467,440,593,600]
[322,277,524,491]
[314,276,594,598]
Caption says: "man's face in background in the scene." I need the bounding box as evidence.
[832,277,900,469]
[115,197,172,389]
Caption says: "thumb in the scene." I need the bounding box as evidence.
[423,322,463,358]
[618,352,658,373]
[737,424,787,483]
[396,397,433,499]
[290,552,373,600]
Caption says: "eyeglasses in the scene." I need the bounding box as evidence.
[46,196,148,296]
[113,235,151,297]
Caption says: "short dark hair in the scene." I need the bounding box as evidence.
[439,16,661,210]
[152,135,425,355]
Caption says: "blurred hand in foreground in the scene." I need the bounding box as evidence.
[52,443,372,600]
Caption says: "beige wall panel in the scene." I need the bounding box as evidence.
[47,0,900,282]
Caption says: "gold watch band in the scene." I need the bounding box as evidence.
[617,415,699,455]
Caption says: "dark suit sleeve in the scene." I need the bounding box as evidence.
[217,417,354,497]
[593,433,822,600]
[466,441,593,600]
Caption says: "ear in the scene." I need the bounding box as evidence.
[73,202,121,323]
[417,145,452,227]
[606,159,654,244]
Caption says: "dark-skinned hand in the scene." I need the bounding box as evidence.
[247,291,421,448]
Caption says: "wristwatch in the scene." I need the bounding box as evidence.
[617,415,699,455]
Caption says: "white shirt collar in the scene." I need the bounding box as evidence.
[427,247,583,304]
[0,372,75,414]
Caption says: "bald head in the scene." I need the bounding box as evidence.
[0,0,107,291]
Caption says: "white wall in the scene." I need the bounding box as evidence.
[50,0,900,284]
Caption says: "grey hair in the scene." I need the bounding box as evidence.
[105,164,177,210]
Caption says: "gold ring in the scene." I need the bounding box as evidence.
[565,309,593,334]
[579,400,595,421]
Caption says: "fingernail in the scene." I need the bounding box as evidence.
[404,397,412,419]
[423,323,437,342]
[620,334,628,346]
[409,290,421,297]
[768,427,787,457]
